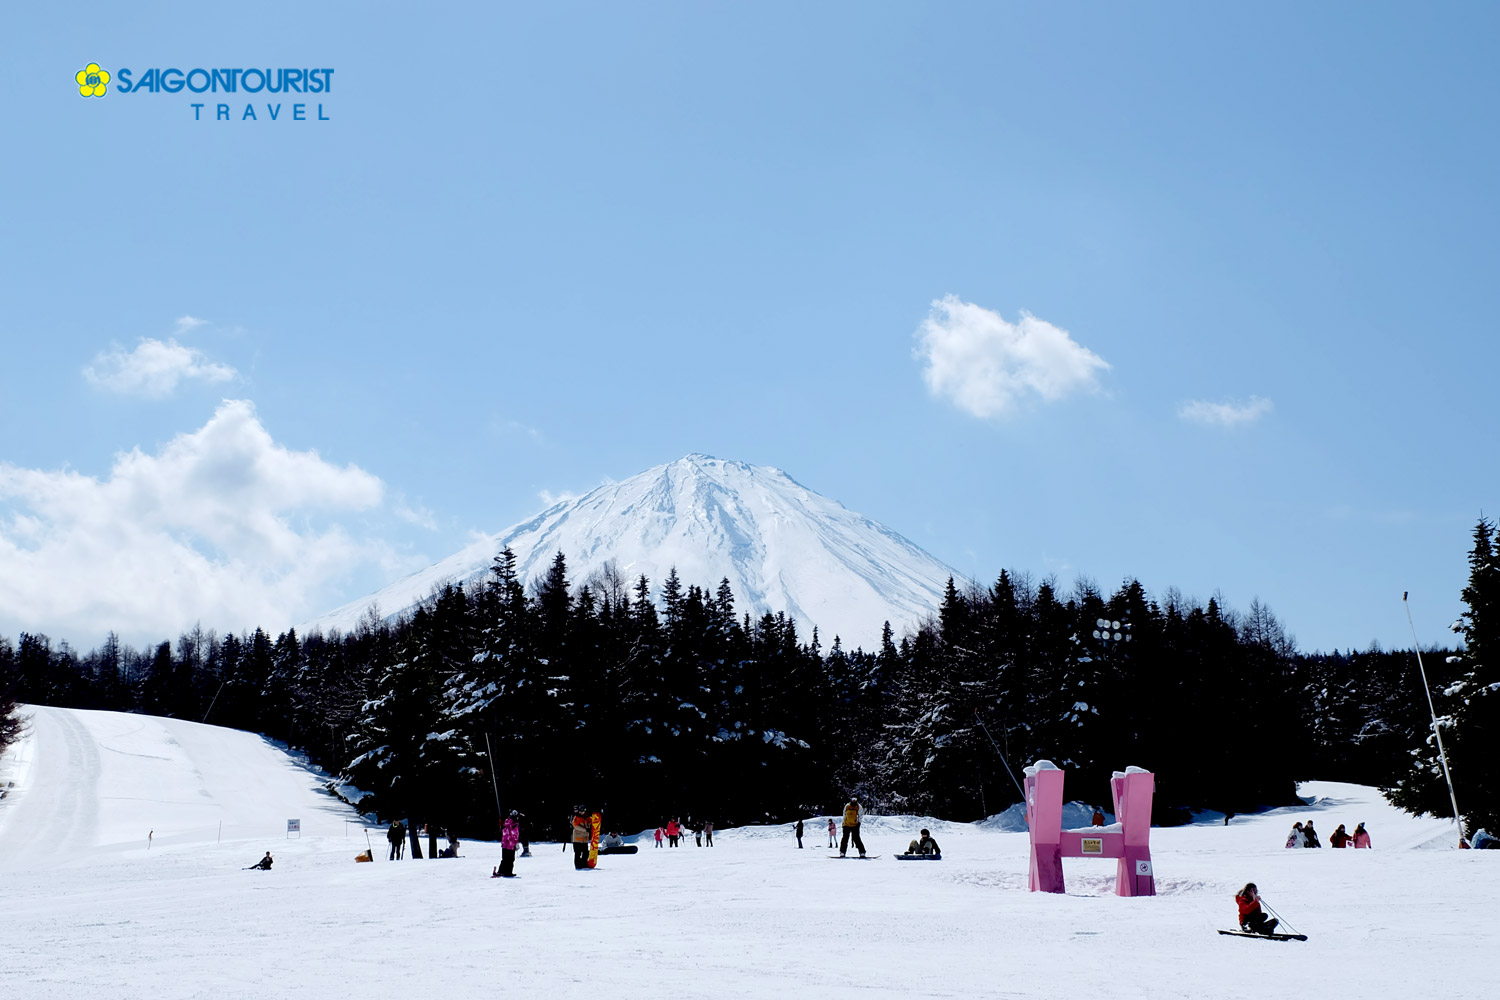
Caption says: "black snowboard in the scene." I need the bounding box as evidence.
[828,855,881,859]
[599,846,639,855]
[1217,929,1307,942]
[894,854,942,860]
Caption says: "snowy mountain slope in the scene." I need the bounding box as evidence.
[1,706,1490,1000]
[0,705,363,871]
[300,454,961,649]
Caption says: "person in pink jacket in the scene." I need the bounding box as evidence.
[1353,822,1372,848]
[654,826,664,848]
[494,810,520,877]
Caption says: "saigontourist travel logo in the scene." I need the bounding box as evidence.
[76,63,110,97]
[73,62,334,121]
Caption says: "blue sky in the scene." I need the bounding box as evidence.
[2,2,1496,651]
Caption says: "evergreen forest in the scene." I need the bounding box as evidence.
[2,518,1496,840]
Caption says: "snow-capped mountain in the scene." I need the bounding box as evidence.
[300,454,960,650]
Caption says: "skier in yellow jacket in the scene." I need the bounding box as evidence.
[839,798,867,858]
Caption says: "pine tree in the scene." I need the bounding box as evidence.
[0,636,22,756]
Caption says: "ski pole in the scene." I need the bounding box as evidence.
[1259,899,1300,936]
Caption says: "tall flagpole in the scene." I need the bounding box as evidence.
[1403,592,1464,846]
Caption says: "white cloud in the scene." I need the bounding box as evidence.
[1177,396,1274,427]
[174,315,207,335]
[394,500,438,531]
[914,295,1111,419]
[84,338,237,398]
[0,400,394,644]
[538,489,580,507]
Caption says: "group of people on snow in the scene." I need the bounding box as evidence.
[651,817,716,848]
[1286,820,1370,848]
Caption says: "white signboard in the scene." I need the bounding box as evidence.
[287,819,301,837]
[1135,859,1153,877]
[1081,838,1103,855]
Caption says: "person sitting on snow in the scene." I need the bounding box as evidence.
[1235,883,1279,936]
[1285,822,1304,848]
[1301,820,1322,848]
[251,852,273,871]
[1329,823,1351,848]
[905,829,941,856]
[600,831,624,851]
[438,836,460,858]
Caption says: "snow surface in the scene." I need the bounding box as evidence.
[3,704,1496,999]
[297,454,959,651]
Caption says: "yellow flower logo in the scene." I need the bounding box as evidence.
[75,63,110,98]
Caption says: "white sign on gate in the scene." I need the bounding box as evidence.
[287,819,301,838]
[1135,859,1153,876]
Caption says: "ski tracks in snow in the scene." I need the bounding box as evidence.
[0,705,103,866]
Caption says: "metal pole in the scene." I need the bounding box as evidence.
[973,709,1027,801]
[484,733,503,819]
[1403,592,1464,845]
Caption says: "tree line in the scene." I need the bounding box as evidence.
[2,521,1493,838]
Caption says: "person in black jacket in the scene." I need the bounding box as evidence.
[387,821,404,860]
[794,818,804,849]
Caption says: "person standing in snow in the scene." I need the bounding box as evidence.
[666,818,681,847]
[571,807,590,869]
[1301,820,1321,848]
[827,817,836,848]
[1329,824,1351,848]
[1091,809,1106,827]
[794,819,804,848]
[1353,822,1371,848]
[1285,822,1304,849]
[427,821,438,860]
[654,825,664,848]
[388,821,404,860]
[498,810,520,876]
[1235,883,1279,936]
[839,798,866,858]
[705,820,714,846]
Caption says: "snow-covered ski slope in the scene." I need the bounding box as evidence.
[298,454,959,651]
[2,705,1494,1000]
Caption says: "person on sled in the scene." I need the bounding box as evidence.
[905,829,941,856]
[1235,883,1279,936]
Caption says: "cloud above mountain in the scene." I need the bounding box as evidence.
[914,295,1111,419]
[0,400,400,643]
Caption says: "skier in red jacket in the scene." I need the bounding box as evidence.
[1235,883,1279,936]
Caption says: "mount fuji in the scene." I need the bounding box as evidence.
[300,454,961,650]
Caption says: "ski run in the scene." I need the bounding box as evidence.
[1,705,1494,999]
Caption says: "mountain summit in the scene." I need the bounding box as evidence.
[301,455,959,650]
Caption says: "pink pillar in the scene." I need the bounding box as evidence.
[1024,761,1066,893]
[1110,767,1155,897]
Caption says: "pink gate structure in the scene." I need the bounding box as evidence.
[1023,760,1155,897]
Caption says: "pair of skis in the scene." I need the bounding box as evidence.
[1218,929,1307,942]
